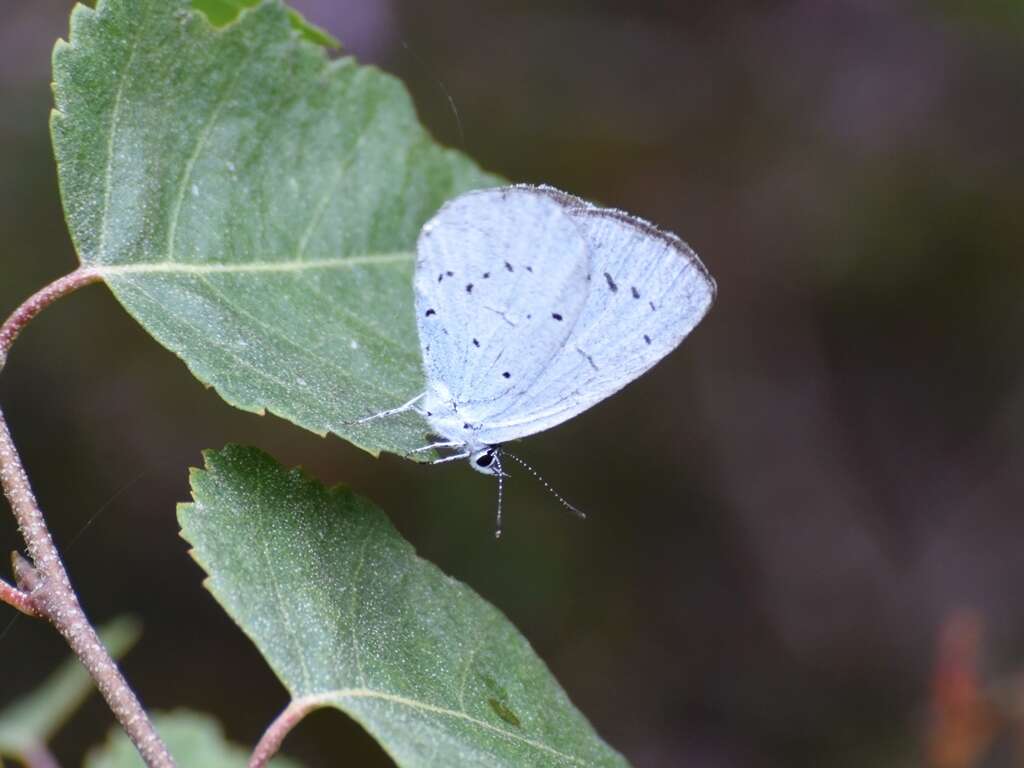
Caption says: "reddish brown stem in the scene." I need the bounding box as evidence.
[0,573,38,617]
[1,270,175,767]
[249,699,320,768]
[0,267,101,370]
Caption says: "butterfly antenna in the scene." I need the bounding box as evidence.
[494,451,505,540]
[500,450,586,520]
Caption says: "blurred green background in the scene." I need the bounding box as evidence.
[3,1,1024,766]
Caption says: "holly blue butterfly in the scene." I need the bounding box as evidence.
[364,184,715,533]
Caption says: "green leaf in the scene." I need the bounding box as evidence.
[0,617,140,759]
[190,0,340,49]
[178,446,629,768]
[51,0,501,458]
[85,710,303,768]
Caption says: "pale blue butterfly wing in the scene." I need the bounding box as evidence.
[414,187,591,439]
[471,186,716,445]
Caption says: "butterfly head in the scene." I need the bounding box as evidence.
[469,446,502,476]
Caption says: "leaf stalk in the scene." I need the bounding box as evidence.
[0,267,101,372]
[249,699,319,768]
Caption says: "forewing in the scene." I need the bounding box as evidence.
[414,187,590,419]
[475,192,715,444]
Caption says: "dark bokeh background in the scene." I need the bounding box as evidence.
[3,2,1024,766]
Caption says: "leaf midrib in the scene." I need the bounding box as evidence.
[295,689,589,766]
[94,252,414,274]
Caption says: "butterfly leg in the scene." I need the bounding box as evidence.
[408,441,463,454]
[428,451,471,465]
[348,392,426,425]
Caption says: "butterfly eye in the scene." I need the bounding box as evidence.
[476,452,494,468]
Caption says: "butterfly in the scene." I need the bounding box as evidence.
[364,184,715,534]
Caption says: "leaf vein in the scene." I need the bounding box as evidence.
[348,526,374,687]
[298,689,589,765]
[95,252,413,274]
[263,537,315,693]
[457,621,486,712]
[166,47,253,261]
[97,5,147,261]
[295,91,383,262]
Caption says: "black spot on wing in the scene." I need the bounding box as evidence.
[604,272,618,292]
[425,308,436,317]
[552,312,563,321]
[504,261,514,272]
[644,334,651,344]
[649,301,656,311]
[446,270,454,277]
[466,283,474,293]
[483,272,490,278]
[472,338,480,347]
[631,286,640,299]
[526,265,533,273]
[502,371,511,379]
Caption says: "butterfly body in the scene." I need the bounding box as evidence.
[410,184,715,473]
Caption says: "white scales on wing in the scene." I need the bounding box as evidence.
[361,184,716,534]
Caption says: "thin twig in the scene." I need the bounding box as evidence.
[0,574,37,617]
[0,270,175,767]
[249,699,319,768]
